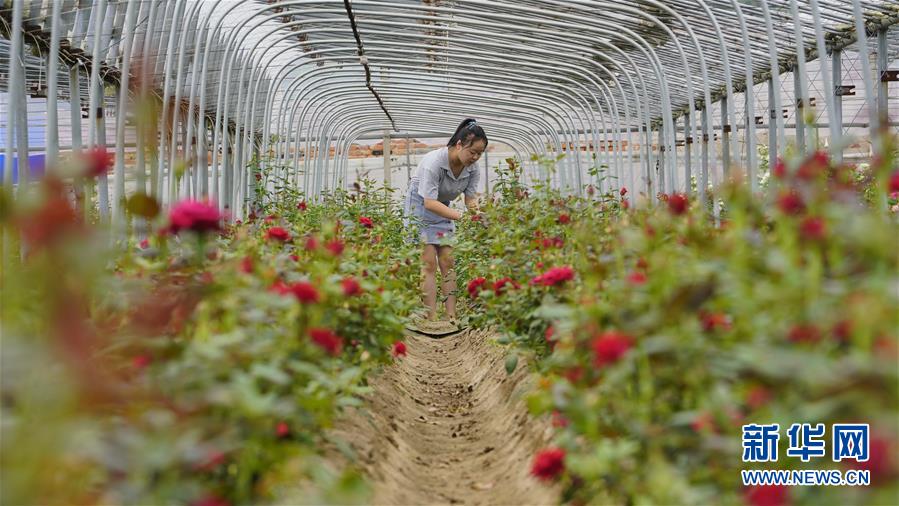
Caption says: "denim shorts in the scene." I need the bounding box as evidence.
[403,181,456,246]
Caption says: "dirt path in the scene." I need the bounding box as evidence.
[333,328,559,505]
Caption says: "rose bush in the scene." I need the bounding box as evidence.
[456,147,898,505]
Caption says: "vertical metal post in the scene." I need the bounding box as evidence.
[721,98,731,178]
[3,0,24,189]
[877,29,889,128]
[684,113,692,193]
[87,0,109,218]
[406,133,412,184]
[383,130,391,189]
[700,108,709,204]
[45,0,63,168]
[793,69,806,154]
[113,0,139,226]
[832,48,843,163]
[768,78,778,179]
[484,146,489,194]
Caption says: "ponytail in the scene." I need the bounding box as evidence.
[447,118,488,148]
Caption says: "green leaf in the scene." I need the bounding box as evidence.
[504,352,518,375]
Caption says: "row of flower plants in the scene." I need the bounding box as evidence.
[454,144,899,505]
[1,156,422,505]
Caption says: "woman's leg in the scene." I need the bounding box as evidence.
[437,245,456,319]
[421,244,439,319]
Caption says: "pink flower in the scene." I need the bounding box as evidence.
[82,147,113,177]
[529,266,575,287]
[358,216,374,228]
[668,193,689,216]
[167,200,223,234]
[276,421,290,438]
[290,282,320,304]
[467,277,488,298]
[341,277,362,297]
[591,331,633,367]
[530,448,566,481]
[266,227,291,242]
[392,341,407,358]
[139,239,150,249]
[308,328,343,356]
[627,271,647,285]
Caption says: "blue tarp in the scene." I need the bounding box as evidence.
[0,154,47,183]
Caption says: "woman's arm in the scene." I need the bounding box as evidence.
[424,199,464,220]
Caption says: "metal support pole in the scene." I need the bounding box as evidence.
[721,98,731,178]
[768,78,778,179]
[484,148,489,194]
[383,130,391,189]
[832,48,843,163]
[877,29,889,127]
[684,114,692,193]
[700,109,709,204]
[793,69,807,155]
[45,0,63,168]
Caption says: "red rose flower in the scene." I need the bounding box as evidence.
[700,311,732,333]
[269,280,292,296]
[290,282,320,304]
[139,239,150,249]
[530,447,566,481]
[797,150,829,181]
[297,201,307,211]
[167,200,223,234]
[557,213,571,224]
[325,239,344,256]
[626,271,647,285]
[544,325,556,344]
[82,147,113,177]
[772,158,787,179]
[305,236,318,251]
[392,341,407,358]
[832,319,852,343]
[467,277,488,298]
[799,216,826,241]
[777,191,806,215]
[787,324,821,344]
[620,187,628,196]
[132,354,151,370]
[290,254,300,262]
[276,421,290,438]
[743,485,789,506]
[264,214,277,224]
[240,256,254,274]
[341,277,362,297]
[492,277,520,296]
[551,410,569,428]
[621,198,630,210]
[691,411,716,433]
[746,385,773,410]
[591,330,633,367]
[308,328,343,356]
[845,432,896,482]
[889,171,899,193]
[358,216,374,228]
[529,266,575,287]
[266,226,291,242]
[668,193,689,215]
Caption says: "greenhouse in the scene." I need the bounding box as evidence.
[1,1,897,505]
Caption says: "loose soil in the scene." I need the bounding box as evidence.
[331,328,559,505]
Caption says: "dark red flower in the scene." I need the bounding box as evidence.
[240,256,254,274]
[797,150,829,181]
[691,411,716,433]
[266,226,291,242]
[276,421,290,438]
[544,325,556,344]
[297,201,307,211]
[305,236,318,251]
[470,214,482,222]
[557,213,571,224]
[530,447,566,481]
[492,277,520,296]
[536,261,544,270]
[194,451,227,472]
[358,216,374,228]
[167,200,223,235]
[290,282,320,304]
[787,324,821,344]
[832,319,852,343]
[308,328,343,356]
[746,385,773,410]
[845,432,896,482]
[591,330,633,367]
[254,173,262,182]
[621,198,630,210]
[192,494,230,506]
[325,239,344,256]
[620,187,628,197]
[777,191,806,215]
[551,410,569,428]
[132,354,151,370]
[392,341,407,358]
[700,311,732,333]
[530,266,575,287]
[264,214,277,224]
[467,277,488,298]
[341,277,362,297]
[889,171,899,193]
[139,239,150,249]
[627,271,647,285]
[743,485,789,506]
[82,147,113,177]
[772,158,787,179]
[799,216,826,241]
[290,254,300,262]
[269,280,292,296]
[668,193,689,215]
[636,257,649,270]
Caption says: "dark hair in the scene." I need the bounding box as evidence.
[447,118,488,148]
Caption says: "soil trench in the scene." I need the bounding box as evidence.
[333,328,558,505]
